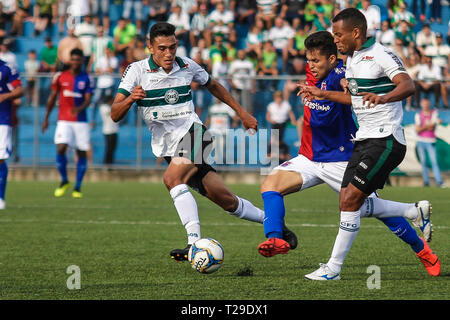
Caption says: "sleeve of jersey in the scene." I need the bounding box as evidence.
[186,57,211,86]
[117,63,138,97]
[50,72,61,91]
[378,48,407,80]
[6,67,22,90]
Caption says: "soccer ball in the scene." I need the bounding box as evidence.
[188,238,224,274]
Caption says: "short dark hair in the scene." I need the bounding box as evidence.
[149,22,176,43]
[70,48,84,58]
[305,31,337,58]
[332,8,367,35]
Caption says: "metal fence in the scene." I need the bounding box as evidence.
[14,73,306,170]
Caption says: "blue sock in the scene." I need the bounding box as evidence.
[378,217,424,253]
[56,154,68,184]
[261,191,285,239]
[0,162,8,200]
[75,156,87,191]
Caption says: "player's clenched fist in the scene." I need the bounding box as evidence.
[130,86,146,101]
[240,111,258,133]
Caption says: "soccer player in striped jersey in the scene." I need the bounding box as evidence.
[0,60,24,209]
[111,22,297,261]
[42,48,93,199]
[298,10,440,279]
[259,30,440,279]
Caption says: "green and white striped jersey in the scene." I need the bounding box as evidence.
[346,37,407,145]
[118,56,210,157]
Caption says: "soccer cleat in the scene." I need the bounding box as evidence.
[282,224,298,250]
[304,263,341,280]
[258,238,290,257]
[412,200,433,242]
[416,237,440,276]
[72,190,83,199]
[170,245,191,262]
[0,198,5,210]
[54,182,69,197]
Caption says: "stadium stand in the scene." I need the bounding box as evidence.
[1,0,449,168]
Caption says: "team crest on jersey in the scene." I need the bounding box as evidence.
[164,89,179,104]
[321,81,327,90]
[77,81,86,90]
[348,79,358,95]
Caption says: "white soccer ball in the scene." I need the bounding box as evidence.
[188,238,224,274]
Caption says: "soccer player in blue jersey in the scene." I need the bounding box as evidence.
[0,59,24,209]
[258,31,440,279]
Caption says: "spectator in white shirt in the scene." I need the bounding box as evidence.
[209,1,236,43]
[99,95,119,166]
[266,90,296,163]
[92,45,119,127]
[228,50,256,112]
[376,20,396,50]
[416,24,437,56]
[167,4,190,47]
[268,16,294,71]
[415,55,448,108]
[359,0,380,37]
[424,33,450,71]
[74,14,97,67]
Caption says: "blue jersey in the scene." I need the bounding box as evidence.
[299,60,357,162]
[0,60,21,126]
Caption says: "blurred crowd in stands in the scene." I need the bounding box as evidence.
[0,0,448,112]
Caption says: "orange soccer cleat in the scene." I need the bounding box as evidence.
[416,237,441,276]
[258,238,290,258]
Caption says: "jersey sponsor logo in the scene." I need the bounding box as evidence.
[62,90,83,98]
[164,89,180,104]
[304,99,331,112]
[361,56,374,61]
[359,161,368,169]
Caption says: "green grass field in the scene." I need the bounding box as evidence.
[0,181,449,300]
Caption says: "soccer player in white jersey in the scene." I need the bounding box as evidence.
[111,22,297,261]
[299,8,441,279]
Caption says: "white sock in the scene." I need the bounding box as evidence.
[360,197,418,220]
[327,210,360,274]
[230,197,265,223]
[170,184,201,245]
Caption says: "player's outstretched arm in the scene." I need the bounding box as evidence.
[297,84,352,105]
[206,78,257,132]
[357,73,415,107]
[111,86,146,122]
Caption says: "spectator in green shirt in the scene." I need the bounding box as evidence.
[40,37,58,72]
[313,6,330,31]
[113,18,137,54]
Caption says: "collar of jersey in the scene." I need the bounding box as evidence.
[358,37,375,51]
[148,55,187,72]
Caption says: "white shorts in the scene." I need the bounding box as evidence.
[274,154,348,193]
[54,120,90,151]
[0,125,12,160]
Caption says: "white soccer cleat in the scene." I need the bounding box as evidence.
[305,263,341,281]
[0,198,5,210]
[412,200,433,242]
